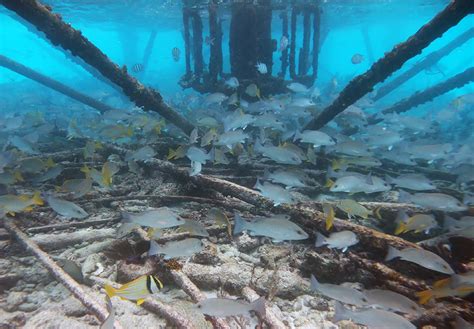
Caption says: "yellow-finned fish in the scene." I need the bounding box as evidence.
[83,140,102,159]
[100,124,133,140]
[323,204,335,231]
[207,207,232,237]
[336,199,372,219]
[395,212,438,235]
[102,162,119,188]
[416,284,474,305]
[104,275,163,305]
[0,191,43,215]
[167,145,188,160]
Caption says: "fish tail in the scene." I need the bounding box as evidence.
[167,148,177,160]
[148,240,160,257]
[104,284,117,298]
[324,179,334,188]
[32,191,44,206]
[251,297,266,317]
[126,127,133,137]
[385,246,399,261]
[373,207,382,220]
[309,274,320,292]
[233,214,246,235]
[333,301,348,323]
[331,159,341,170]
[121,212,133,223]
[325,207,334,231]
[394,222,407,235]
[13,171,24,182]
[315,232,327,247]
[416,289,433,305]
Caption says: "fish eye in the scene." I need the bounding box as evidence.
[334,184,338,188]
[296,230,303,234]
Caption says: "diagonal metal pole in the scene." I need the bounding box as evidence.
[0,0,195,135]
[305,0,474,131]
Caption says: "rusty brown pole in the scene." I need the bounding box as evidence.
[305,0,474,131]
[1,0,195,135]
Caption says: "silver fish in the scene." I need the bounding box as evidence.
[148,238,203,259]
[46,195,88,219]
[265,169,307,188]
[385,246,454,275]
[186,146,212,164]
[254,141,302,165]
[125,146,156,162]
[363,289,423,315]
[223,111,254,132]
[399,191,467,212]
[253,179,294,205]
[310,275,369,306]
[196,297,266,317]
[315,231,359,252]
[32,165,64,183]
[178,219,209,237]
[330,175,390,194]
[287,82,309,93]
[121,207,185,229]
[233,214,308,241]
[333,301,416,329]
[294,130,335,147]
[214,130,249,148]
[385,174,436,191]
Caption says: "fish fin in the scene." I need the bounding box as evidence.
[233,214,246,235]
[148,240,160,257]
[398,190,412,203]
[342,247,348,253]
[136,298,145,306]
[331,159,341,171]
[8,212,16,216]
[394,222,407,235]
[333,301,347,322]
[24,206,33,212]
[416,289,433,305]
[104,284,117,298]
[32,191,44,206]
[315,232,327,247]
[46,157,55,168]
[293,130,301,142]
[256,87,261,99]
[385,246,399,261]
[385,175,394,185]
[14,171,24,182]
[324,179,334,188]
[366,172,374,185]
[251,297,266,317]
[126,127,133,137]
[433,278,450,288]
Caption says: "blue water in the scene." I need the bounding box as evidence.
[1,0,473,107]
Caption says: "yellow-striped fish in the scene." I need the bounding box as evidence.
[104,275,163,305]
[0,191,43,215]
[323,204,335,231]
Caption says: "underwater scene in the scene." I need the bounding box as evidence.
[1,0,474,328]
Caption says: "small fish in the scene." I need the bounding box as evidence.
[213,147,230,165]
[100,124,133,140]
[196,117,220,128]
[364,289,423,315]
[104,275,163,305]
[83,140,102,159]
[128,160,143,176]
[253,179,294,206]
[332,157,381,169]
[254,141,302,165]
[9,135,39,155]
[148,238,204,259]
[132,63,144,73]
[0,151,17,173]
[121,207,185,229]
[172,47,181,61]
[17,158,48,174]
[188,128,199,144]
[385,246,454,274]
[399,191,467,212]
[101,161,119,188]
[395,211,438,235]
[46,195,88,219]
[333,301,416,329]
[330,175,390,194]
[177,219,209,237]
[245,84,261,98]
[315,230,358,252]
[336,199,372,219]
[310,275,369,306]
[214,130,249,148]
[255,62,267,74]
[294,130,335,147]
[233,213,308,241]
[279,35,289,52]
[287,82,309,93]
[433,271,474,289]
[186,146,212,164]
[0,171,23,185]
[265,169,307,188]
[167,145,189,160]
[333,140,371,157]
[125,146,156,162]
[223,110,254,132]
[385,174,436,191]
[32,165,63,183]
[323,204,335,230]
[351,53,364,64]
[225,77,239,89]
[416,283,474,304]
[205,92,228,105]
[189,160,202,176]
[204,36,214,46]
[444,215,474,231]
[208,207,232,237]
[289,97,314,108]
[196,296,266,318]
[0,191,43,215]
[58,178,92,199]
[57,258,84,283]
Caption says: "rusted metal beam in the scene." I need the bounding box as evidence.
[305,0,474,131]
